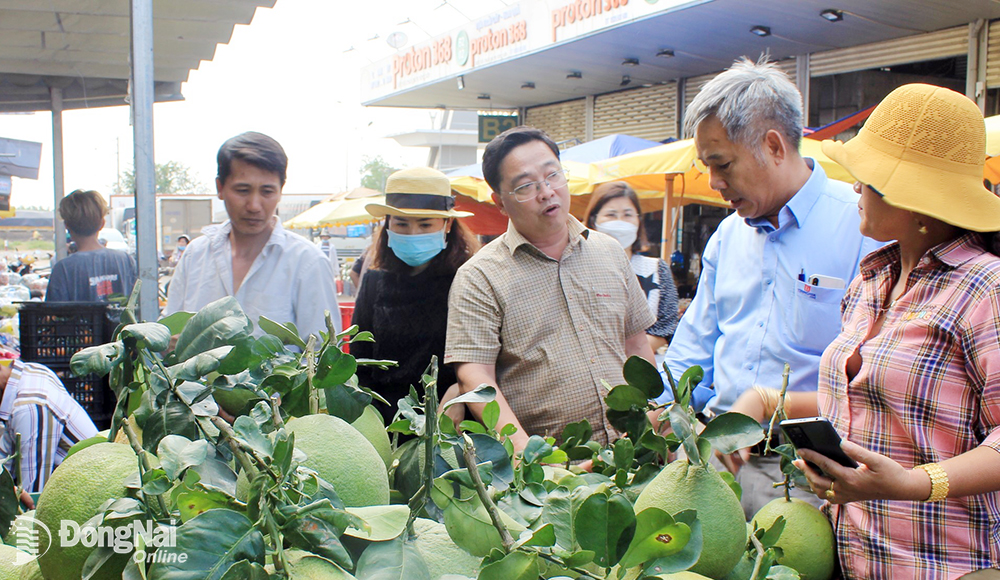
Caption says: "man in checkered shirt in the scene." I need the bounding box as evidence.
[0,360,98,507]
[445,126,656,453]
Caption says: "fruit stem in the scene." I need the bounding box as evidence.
[123,417,170,517]
[264,506,289,573]
[12,433,24,510]
[209,415,268,480]
[538,551,600,578]
[749,527,766,580]
[462,433,514,553]
[406,357,439,533]
[764,363,791,455]
[305,335,319,415]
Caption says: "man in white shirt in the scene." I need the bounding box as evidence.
[165,132,341,340]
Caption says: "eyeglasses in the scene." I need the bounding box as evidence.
[506,169,569,202]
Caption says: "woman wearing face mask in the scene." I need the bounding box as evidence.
[352,167,479,424]
[584,181,680,355]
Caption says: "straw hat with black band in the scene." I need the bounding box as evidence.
[821,83,1000,232]
[366,167,473,219]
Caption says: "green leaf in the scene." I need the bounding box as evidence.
[441,462,494,489]
[459,433,514,488]
[613,438,635,471]
[324,383,371,424]
[147,509,265,580]
[120,322,172,351]
[458,420,487,434]
[314,346,358,388]
[0,468,16,539]
[143,392,200,454]
[441,384,496,409]
[141,468,172,495]
[176,487,238,523]
[700,412,765,454]
[173,297,251,363]
[643,509,702,576]
[232,415,274,459]
[159,311,196,336]
[766,565,802,580]
[623,355,665,399]
[515,522,556,548]
[761,515,786,548]
[278,500,356,568]
[70,342,125,377]
[606,384,649,412]
[258,316,307,349]
[521,436,554,465]
[482,400,500,431]
[574,492,636,567]
[560,420,592,448]
[478,550,539,580]
[718,471,742,501]
[542,485,591,551]
[157,435,211,480]
[354,535,431,580]
[169,347,234,381]
[668,404,700,465]
[344,504,409,541]
[618,508,690,569]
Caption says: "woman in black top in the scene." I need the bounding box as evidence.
[352,167,478,424]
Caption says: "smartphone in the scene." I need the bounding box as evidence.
[779,417,858,475]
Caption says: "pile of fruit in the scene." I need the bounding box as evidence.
[0,297,837,580]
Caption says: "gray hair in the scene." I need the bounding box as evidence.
[683,57,803,159]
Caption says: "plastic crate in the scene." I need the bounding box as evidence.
[18,302,117,365]
[46,362,113,430]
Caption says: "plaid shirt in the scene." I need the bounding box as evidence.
[445,217,654,445]
[0,361,98,492]
[819,234,1000,579]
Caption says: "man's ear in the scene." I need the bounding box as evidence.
[763,129,787,165]
[491,191,507,216]
[216,177,224,199]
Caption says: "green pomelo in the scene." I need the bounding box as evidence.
[4,510,34,546]
[17,555,43,580]
[34,443,137,580]
[266,549,356,579]
[443,495,527,557]
[350,406,392,470]
[751,498,835,580]
[634,461,746,579]
[0,543,29,580]
[409,517,481,579]
[64,429,110,459]
[286,414,390,507]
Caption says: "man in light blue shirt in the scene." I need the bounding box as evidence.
[660,58,881,516]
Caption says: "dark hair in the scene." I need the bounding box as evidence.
[59,189,108,237]
[371,217,479,275]
[583,181,648,254]
[217,132,288,187]
[482,126,559,195]
[177,235,190,243]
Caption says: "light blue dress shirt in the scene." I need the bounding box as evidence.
[660,161,883,415]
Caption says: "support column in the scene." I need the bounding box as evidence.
[50,87,68,262]
[968,19,988,113]
[130,0,158,321]
[796,55,811,126]
[584,95,594,142]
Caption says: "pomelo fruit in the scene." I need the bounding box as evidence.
[34,443,137,580]
[285,414,390,507]
[751,498,834,580]
[350,406,392,470]
[409,517,481,579]
[4,510,34,546]
[267,549,356,579]
[634,460,746,579]
[0,543,29,579]
[443,495,526,557]
[16,555,43,580]
[65,429,110,459]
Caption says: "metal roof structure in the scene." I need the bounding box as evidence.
[363,0,1000,110]
[0,0,275,112]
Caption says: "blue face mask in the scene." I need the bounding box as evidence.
[387,228,448,267]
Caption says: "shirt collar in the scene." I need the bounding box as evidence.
[745,158,827,232]
[0,360,24,421]
[860,233,986,275]
[206,217,286,254]
[504,215,589,256]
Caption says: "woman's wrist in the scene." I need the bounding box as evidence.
[906,466,934,501]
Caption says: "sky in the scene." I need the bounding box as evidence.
[0,0,506,209]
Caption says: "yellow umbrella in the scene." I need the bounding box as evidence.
[283,196,385,229]
[983,115,1000,185]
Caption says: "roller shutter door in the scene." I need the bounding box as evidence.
[593,82,678,141]
[810,26,967,77]
[524,99,586,144]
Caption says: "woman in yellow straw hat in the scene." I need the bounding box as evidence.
[351,167,479,426]
[729,84,1000,578]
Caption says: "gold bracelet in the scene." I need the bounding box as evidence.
[915,463,949,502]
[752,386,781,417]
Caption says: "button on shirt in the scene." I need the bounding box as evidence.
[165,220,341,340]
[0,361,98,492]
[445,217,654,446]
[821,235,1000,578]
[661,161,882,415]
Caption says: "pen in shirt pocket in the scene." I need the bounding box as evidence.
[798,268,805,282]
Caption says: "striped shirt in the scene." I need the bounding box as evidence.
[819,234,1000,579]
[445,217,654,446]
[0,361,98,492]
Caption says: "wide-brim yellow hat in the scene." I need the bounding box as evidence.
[366,166,473,219]
[822,83,1000,232]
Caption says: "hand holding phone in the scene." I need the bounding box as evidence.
[780,417,858,476]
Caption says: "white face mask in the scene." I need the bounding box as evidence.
[596,220,639,249]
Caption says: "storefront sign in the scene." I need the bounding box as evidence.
[361,0,700,104]
[478,114,519,143]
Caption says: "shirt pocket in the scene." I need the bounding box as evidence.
[588,281,627,338]
[787,280,845,353]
